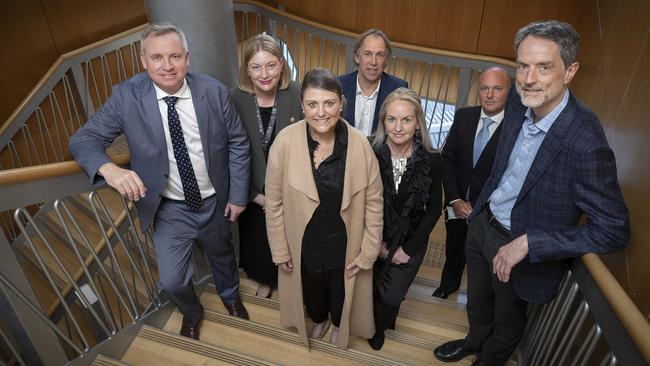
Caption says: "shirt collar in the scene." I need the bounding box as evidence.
[480,108,505,124]
[524,89,570,133]
[356,75,381,98]
[154,78,190,100]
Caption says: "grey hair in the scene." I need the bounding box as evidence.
[514,20,579,68]
[140,22,189,55]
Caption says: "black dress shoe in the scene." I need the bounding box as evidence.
[432,288,450,299]
[180,306,203,340]
[224,297,249,320]
[367,331,385,350]
[434,339,479,362]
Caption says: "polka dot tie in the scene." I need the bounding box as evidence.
[163,96,202,211]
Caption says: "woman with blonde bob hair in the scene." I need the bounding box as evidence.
[368,87,442,350]
[230,33,303,298]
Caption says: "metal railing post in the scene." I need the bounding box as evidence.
[0,233,68,365]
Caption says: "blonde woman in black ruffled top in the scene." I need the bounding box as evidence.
[368,87,442,350]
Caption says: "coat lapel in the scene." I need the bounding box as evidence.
[341,122,368,212]
[515,97,575,206]
[139,79,167,157]
[287,122,319,202]
[187,76,211,171]
[342,73,357,126]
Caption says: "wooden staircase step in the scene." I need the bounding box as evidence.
[163,309,409,366]
[197,287,471,365]
[121,325,270,366]
[92,354,132,366]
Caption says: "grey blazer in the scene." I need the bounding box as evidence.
[69,72,251,232]
[229,81,303,201]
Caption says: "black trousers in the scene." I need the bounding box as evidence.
[372,244,426,334]
[439,218,468,293]
[301,261,345,327]
[465,208,528,366]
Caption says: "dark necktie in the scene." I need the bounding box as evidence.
[473,117,495,167]
[163,96,202,211]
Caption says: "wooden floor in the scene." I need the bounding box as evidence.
[104,272,475,366]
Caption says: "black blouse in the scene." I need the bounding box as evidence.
[301,122,349,274]
[375,141,442,257]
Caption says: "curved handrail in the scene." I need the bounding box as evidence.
[0,24,146,137]
[234,0,517,69]
[0,154,129,188]
[582,253,650,362]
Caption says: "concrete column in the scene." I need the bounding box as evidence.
[145,0,239,88]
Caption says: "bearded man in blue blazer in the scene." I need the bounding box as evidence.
[434,21,629,366]
[339,28,408,136]
[69,22,251,340]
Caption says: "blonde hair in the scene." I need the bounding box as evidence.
[372,87,434,152]
[237,34,291,94]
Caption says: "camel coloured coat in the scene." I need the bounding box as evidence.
[265,119,383,349]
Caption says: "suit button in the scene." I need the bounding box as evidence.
[163,174,169,178]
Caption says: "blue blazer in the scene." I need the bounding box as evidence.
[471,89,629,304]
[69,72,250,232]
[339,71,408,133]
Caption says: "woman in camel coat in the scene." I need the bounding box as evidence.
[265,68,383,349]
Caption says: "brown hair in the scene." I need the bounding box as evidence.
[353,28,392,65]
[237,33,291,94]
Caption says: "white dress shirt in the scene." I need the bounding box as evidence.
[154,79,215,200]
[354,77,381,136]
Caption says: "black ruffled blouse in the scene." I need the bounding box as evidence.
[374,140,443,257]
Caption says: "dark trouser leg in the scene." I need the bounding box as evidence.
[196,195,240,304]
[465,209,529,365]
[480,272,528,365]
[152,199,202,326]
[439,219,468,293]
[373,245,426,333]
[327,267,345,328]
[464,210,496,350]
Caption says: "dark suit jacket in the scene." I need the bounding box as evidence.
[69,72,250,233]
[471,89,630,304]
[339,71,408,133]
[441,106,502,207]
[229,82,303,202]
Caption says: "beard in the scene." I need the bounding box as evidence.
[515,81,566,111]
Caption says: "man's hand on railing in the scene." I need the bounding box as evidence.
[98,162,147,201]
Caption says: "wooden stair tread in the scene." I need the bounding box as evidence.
[121,325,270,366]
[164,310,404,366]
[197,288,470,365]
[92,354,132,366]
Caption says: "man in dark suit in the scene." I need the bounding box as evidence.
[69,22,251,340]
[339,28,408,136]
[434,21,629,366]
[433,67,510,299]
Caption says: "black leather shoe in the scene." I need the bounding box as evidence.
[432,288,450,299]
[434,339,479,362]
[224,297,250,320]
[180,306,203,340]
[367,331,385,350]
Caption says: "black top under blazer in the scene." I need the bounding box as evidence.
[441,106,502,207]
[229,81,303,202]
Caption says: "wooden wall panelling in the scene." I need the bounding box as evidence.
[477,0,587,59]
[40,0,147,54]
[571,0,650,317]
[356,0,484,53]
[0,0,58,124]
[275,0,357,32]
